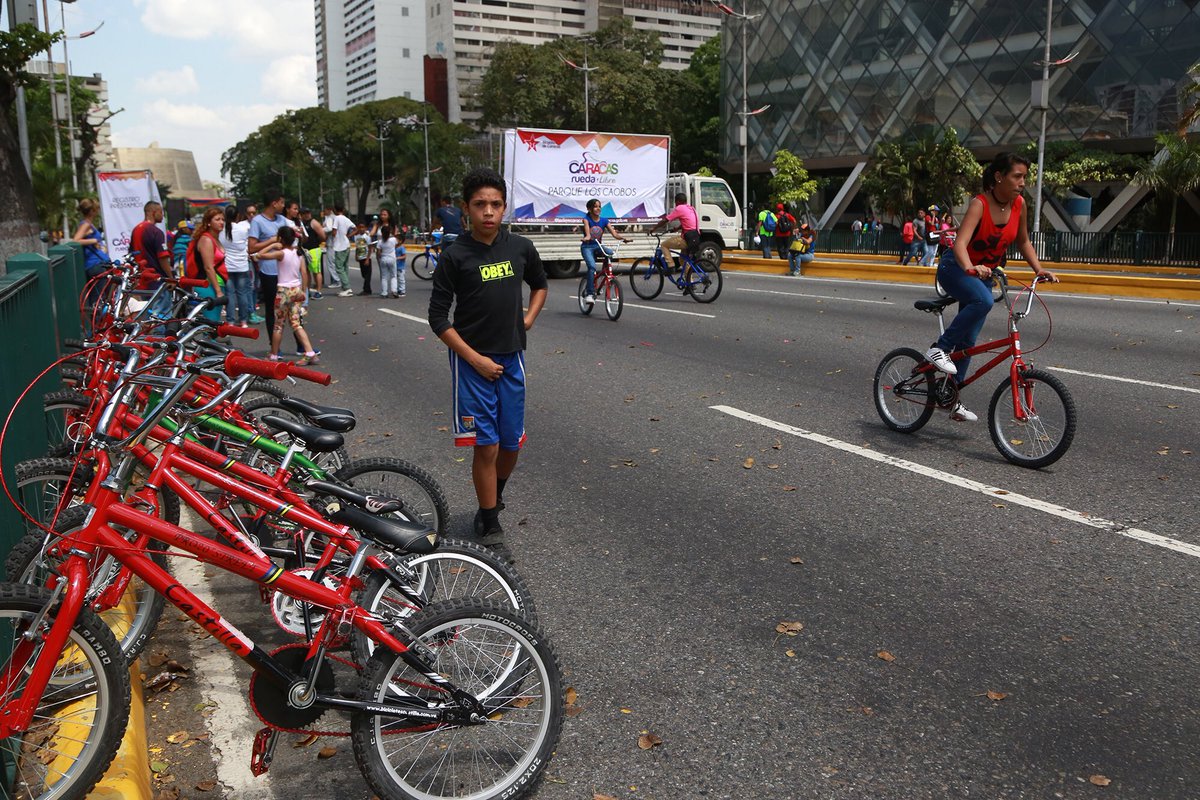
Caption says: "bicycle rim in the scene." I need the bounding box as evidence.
[0,585,129,800]
[873,348,936,433]
[988,369,1076,468]
[352,600,561,800]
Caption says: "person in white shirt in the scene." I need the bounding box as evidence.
[328,203,355,297]
[220,205,253,326]
[377,225,406,298]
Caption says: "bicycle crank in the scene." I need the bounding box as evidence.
[248,644,335,730]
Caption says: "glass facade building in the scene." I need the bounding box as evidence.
[721,0,1200,173]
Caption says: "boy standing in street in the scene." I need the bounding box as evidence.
[427,168,548,546]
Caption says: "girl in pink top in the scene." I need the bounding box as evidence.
[259,226,318,365]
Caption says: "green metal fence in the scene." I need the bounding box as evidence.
[818,227,1200,267]
[0,244,84,560]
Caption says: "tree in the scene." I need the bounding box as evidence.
[0,23,60,266]
[860,129,980,224]
[477,19,684,138]
[1178,60,1199,134]
[1019,141,1146,199]
[1137,131,1200,258]
[670,34,722,174]
[767,150,818,216]
[860,141,914,223]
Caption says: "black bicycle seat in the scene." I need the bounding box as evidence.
[914,297,957,313]
[279,396,356,432]
[261,414,345,453]
[304,479,404,515]
[323,501,436,555]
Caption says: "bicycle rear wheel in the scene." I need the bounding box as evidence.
[873,348,936,433]
[686,259,723,303]
[604,278,623,320]
[576,276,594,315]
[351,599,563,800]
[410,254,434,280]
[0,583,131,800]
[333,457,450,536]
[988,368,1076,468]
[629,257,664,299]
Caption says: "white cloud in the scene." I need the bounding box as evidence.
[137,0,315,56]
[263,54,319,108]
[135,66,200,96]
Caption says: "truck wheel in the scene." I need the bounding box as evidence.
[696,241,723,267]
[545,261,580,279]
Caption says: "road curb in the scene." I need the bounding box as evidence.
[720,256,1200,301]
[91,594,153,800]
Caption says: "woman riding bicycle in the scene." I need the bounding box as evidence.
[924,152,1058,423]
[580,198,630,304]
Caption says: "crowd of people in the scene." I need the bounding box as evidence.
[755,202,817,275]
[899,205,958,266]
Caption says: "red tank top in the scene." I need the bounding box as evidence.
[966,193,1022,268]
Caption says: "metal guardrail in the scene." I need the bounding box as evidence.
[0,245,83,557]
[817,228,1200,268]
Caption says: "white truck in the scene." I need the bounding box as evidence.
[501,128,740,278]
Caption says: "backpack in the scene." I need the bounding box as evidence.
[761,211,776,232]
[776,214,794,236]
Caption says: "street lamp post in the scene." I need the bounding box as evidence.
[397,110,434,227]
[1032,0,1053,234]
[41,0,67,236]
[559,52,599,132]
[716,1,766,248]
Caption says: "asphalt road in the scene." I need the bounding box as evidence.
[168,265,1199,799]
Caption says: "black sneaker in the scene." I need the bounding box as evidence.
[478,521,505,546]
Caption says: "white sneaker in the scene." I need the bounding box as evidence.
[949,402,978,422]
[338,289,354,297]
[925,346,957,375]
[584,294,595,304]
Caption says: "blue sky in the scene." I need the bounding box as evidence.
[22,0,318,184]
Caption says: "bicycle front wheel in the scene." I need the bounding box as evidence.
[410,254,434,280]
[873,348,936,433]
[988,368,1076,468]
[576,276,594,315]
[687,259,723,303]
[333,457,450,535]
[604,278,623,320]
[629,257,664,299]
[351,599,563,800]
[0,583,131,800]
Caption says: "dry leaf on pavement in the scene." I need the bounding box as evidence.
[317,746,337,759]
[637,733,663,750]
[877,650,896,662]
[789,556,804,564]
[743,457,755,469]
[775,621,804,636]
[565,687,578,706]
[782,485,798,492]
[165,730,188,744]
[195,781,218,792]
[293,733,319,748]
[986,690,1008,701]
[1089,775,1112,787]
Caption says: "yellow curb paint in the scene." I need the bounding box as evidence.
[720,256,1200,301]
[44,591,153,800]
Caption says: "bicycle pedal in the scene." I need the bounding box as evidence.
[250,726,279,776]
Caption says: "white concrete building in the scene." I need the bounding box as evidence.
[315,0,427,111]
[586,0,723,71]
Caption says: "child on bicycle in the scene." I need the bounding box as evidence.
[580,198,631,305]
[427,168,548,546]
[924,152,1057,422]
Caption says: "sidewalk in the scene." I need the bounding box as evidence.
[721,250,1200,302]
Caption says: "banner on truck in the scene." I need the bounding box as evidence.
[503,128,669,224]
[97,170,164,261]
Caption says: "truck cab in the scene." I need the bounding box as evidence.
[666,173,741,266]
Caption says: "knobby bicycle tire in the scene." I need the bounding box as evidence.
[0,582,131,800]
[686,259,723,303]
[333,457,450,536]
[350,598,563,800]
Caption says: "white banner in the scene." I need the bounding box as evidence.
[97,170,163,261]
[503,128,669,224]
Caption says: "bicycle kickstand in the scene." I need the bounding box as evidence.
[251,726,280,776]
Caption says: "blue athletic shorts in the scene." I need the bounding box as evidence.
[449,350,527,450]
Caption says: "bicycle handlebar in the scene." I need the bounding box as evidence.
[287,364,333,386]
[216,323,260,340]
[223,352,289,380]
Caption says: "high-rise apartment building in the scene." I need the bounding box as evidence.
[27,61,115,184]
[586,0,722,71]
[315,0,426,111]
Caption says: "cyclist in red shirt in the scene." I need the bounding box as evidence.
[924,153,1058,422]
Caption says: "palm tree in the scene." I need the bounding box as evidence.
[1137,131,1200,261]
[1177,60,1200,134]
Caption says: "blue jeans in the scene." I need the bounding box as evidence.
[759,236,774,259]
[788,250,813,274]
[581,243,613,296]
[935,251,995,382]
[225,270,254,325]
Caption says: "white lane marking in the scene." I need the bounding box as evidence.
[378,307,427,324]
[1113,297,1200,308]
[1047,367,1200,395]
[736,287,895,305]
[568,295,715,318]
[711,405,1200,559]
[175,510,275,799]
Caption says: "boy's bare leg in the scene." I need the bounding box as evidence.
[472,444,500,508]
